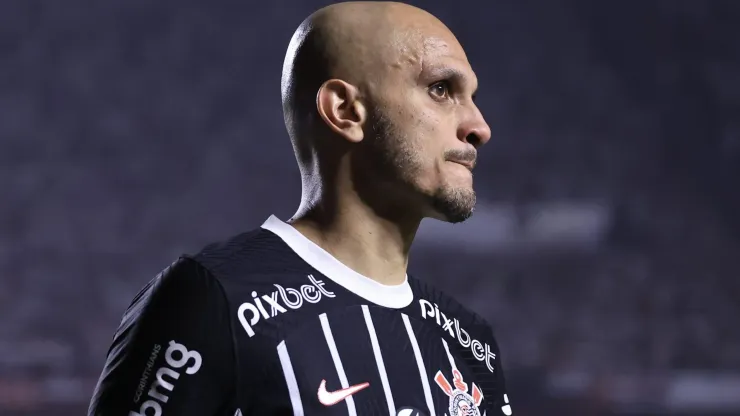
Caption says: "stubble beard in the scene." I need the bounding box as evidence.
[368,107,477,224]
[431,185,476,223]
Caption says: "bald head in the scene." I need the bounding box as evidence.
[282,2,488,223]
[281,2,463,163]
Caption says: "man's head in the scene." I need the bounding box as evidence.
[282,1,490,224]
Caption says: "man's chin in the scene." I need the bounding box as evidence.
[427,188,476,224]
[439,207,475,224]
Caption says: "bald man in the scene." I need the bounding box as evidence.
[89,2,511,416]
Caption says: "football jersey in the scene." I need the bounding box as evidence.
[88,216,512,416]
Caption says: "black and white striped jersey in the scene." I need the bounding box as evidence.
[89,216,512,416]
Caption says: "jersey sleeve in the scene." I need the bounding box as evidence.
[494,349,512,415]
[88,258,236,416]
[487,327,513,416]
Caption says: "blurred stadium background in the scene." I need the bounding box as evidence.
[1,0,739,414]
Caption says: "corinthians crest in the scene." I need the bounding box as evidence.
[434,339,484,416]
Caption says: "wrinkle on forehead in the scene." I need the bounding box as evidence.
[387,28,467,85]
[387,32,457,79]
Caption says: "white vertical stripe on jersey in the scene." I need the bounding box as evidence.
[319,312,358,416]
[402,313,437,416]
[361,305,396,415]
[277,340,305,416]
[441,338,458,372]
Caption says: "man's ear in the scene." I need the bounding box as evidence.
[316,79,367,143]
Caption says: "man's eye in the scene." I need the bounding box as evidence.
[429,81,451,99]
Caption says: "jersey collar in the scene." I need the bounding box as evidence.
[261,215,414,309]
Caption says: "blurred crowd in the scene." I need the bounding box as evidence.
[2,0,739,414]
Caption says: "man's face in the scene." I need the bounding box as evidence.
[361,31,491,223]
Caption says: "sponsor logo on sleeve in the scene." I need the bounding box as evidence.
[237,274,335,337]
[419,299,497,373]
[129,340,202,416]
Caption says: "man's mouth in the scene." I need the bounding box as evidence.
[448,159,475,171]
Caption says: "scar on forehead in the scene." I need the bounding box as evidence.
[423,37,450,52]
[388,34,451,70]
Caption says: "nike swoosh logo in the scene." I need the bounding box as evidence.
[317,379,370,406]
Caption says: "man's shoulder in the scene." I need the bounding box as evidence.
[186,225,308,282]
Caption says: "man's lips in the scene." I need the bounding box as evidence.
[448,159,475,171]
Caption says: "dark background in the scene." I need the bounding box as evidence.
[1,0,739,415]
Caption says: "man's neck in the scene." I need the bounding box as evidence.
[289,199,420,286]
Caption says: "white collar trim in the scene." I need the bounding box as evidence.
[261,215,413,309]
